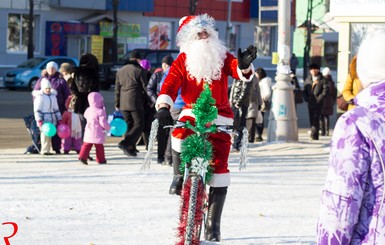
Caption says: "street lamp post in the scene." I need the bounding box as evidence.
[267,0,298,142]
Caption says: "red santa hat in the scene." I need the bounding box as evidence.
[177,15,196,34]
[176,14,217,48]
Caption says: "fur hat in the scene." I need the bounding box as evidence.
[41,78,51,90]
[46,61,58,70]
[308,63,320,70]
[322,67,331,77]
[130,50,141,59]
[357,30,385,88]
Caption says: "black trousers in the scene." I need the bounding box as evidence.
[120,110,145,150]
[308,107,321,140]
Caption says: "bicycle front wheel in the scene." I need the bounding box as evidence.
[176,174,206,245]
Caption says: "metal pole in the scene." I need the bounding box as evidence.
[267,0,298,142]
[225,0,232,48]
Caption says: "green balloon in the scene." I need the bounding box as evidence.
[42,122,57,137]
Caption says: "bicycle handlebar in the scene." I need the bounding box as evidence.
[163,121,234,134]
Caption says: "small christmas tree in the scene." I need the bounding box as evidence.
[180,83,218,183]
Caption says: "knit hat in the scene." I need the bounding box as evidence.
[322,67,331,77]
[357,30,385,88]
[41,78,51,90]
[140,59,151,70]
[162,55,174,66]
[46,61,58,70]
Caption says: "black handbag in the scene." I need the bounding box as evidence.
[294,89,303,104]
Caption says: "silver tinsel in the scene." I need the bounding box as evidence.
[141,119,159,171]
[239,127,249,170]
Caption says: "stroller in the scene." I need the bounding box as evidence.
[23,114,41,154]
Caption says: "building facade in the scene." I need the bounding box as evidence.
[329,0,385,91]
[1,0,279,76]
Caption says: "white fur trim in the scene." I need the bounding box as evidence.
[171,137,183,153]
[155,94,174,111]
[208,173,230,187]
[179,109,233,125]
[237,64,255,82]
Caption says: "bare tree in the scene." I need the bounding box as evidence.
[28,0,34,59]
[112,0,119,62]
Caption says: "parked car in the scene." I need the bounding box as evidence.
[4,56,79,91]
[99,49,179,90]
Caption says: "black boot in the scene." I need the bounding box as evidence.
[169,150,183,195]
[205,187,227,242]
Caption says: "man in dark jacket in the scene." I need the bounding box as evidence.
[303,63,329,140]
[115,51,148,156]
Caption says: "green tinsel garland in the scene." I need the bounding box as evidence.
[180,83,218,183]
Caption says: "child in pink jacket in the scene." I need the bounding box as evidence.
[78,92,110,165]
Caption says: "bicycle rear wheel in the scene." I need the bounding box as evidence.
[176,174,206,245]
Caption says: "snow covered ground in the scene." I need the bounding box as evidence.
[0,132,330,245]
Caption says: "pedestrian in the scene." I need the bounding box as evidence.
[290,53,298,75]
[61,95,82,154]
[320,67,337,136]
[78,92,110,165]
[59,62,74,88]
[229,78,253,151]
[115,51,148,157]
[147,55,175,164]
[290,72,303,106]
[342,55,363,111]
[302,63,329,140]
[245,74,262,143]
[139,58,155,151]
[70,53,100,139]
[255,67,272,142]
[32,78,62,155]
[155,14,257,242]
[316,30,385,244]
[34,61,70,154]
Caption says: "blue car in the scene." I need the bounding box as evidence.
[4,56,79,91]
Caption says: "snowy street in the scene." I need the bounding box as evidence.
[0,132,330,245]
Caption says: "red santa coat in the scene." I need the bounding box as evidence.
[156,52,254,187]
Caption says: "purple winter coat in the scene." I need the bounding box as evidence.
[83,92,110,144]
[317,80,385,244]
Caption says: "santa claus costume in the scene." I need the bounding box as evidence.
[155,14,256,242]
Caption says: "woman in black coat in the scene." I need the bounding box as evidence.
[70,53,100,138]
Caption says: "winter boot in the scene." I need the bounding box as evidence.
[204,187,227,242]
[169,150,183,195]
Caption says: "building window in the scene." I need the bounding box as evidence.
[7,13,38,53]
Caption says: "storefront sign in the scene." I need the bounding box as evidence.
[149,22,171,50]
[99,22,140,37]
[330,0,385,16]
[91,35,104,64]
[45,21,99,56]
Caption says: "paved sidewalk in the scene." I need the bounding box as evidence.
[0,132,330,244]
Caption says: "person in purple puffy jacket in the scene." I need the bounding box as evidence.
[316,30,385,244]
[78,92,110,165]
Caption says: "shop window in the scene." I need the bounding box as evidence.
[7,13,39,53]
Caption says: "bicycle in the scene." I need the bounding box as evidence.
[142,84,248,244]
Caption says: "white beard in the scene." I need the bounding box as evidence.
[184,37,227,84]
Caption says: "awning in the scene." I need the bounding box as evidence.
[316,32,338,42]
[77,13,127,24]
